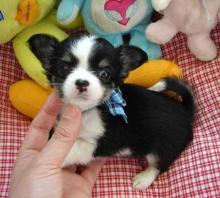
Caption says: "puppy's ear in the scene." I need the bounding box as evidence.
[29,34,59,70]
[117,45,147,79]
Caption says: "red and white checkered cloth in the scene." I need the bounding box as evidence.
[0,25,220,197]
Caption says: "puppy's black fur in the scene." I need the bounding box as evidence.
[29,34,194,178]
[95,80,193,173]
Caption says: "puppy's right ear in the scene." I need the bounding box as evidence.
[29,34,59,70]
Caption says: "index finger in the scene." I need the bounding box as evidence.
[37,105,81,166]
[21,92,62,152]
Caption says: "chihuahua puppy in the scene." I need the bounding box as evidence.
[29,34,194,189]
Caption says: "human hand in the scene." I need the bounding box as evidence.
[10,92,105,198]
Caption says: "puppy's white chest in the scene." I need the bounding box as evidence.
[62,108,105,167]
[79,108,105,142]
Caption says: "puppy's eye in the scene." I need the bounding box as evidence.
[99,70,110,81]
[56,63,72,78]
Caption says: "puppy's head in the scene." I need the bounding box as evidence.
[29,34,147,111]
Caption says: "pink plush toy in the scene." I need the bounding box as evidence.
[146,0,220,61]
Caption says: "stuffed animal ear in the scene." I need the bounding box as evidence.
[29,34,59,70]
[117,45,147,79]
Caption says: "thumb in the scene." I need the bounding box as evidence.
[38,105,81,166]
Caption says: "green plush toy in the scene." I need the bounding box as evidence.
[0,0,56,44]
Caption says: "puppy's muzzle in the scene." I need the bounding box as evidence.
[75,79,89,93]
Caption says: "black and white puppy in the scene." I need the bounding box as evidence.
[29,34,194,189]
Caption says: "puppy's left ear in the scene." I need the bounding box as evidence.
[117,45,147,79]
[29,34,59,70]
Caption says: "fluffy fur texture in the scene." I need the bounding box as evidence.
[29,34,194,189]
[147,0,220,61]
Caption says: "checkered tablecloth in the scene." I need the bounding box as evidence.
[0,25,220,198]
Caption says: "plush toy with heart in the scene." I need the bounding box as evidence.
[146,0,220,61]
[57,0,161,59]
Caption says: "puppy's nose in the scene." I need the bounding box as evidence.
[75,79,89,87]
[75,79,89,92]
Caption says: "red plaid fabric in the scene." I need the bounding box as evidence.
[0,25,219,197]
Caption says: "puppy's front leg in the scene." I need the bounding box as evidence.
[62,138,96,167]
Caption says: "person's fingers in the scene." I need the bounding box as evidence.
[64,165,77,173]
[37,105,81,166]
[80,159,105,187]
[62,170,90,198]
[21,92,61,152]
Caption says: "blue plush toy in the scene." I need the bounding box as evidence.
[57,0,161,59]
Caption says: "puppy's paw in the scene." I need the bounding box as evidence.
[132,172,154,189]
[132,167,159,190]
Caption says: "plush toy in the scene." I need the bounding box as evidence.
[45,9,83,30]
[146,0,220,61]
[9,60,183,118]
[9,80,53,118]
[57,0,161,59]
[124,60,183,86]
[0,0,56,44]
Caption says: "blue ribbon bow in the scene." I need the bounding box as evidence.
[105,88,128,124]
